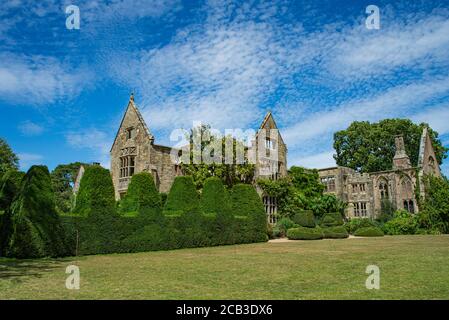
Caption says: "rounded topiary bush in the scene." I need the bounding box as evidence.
[322,226,349,239]
[7,166,69,258]
[345,218,379,234]
[292,210,316,228]
[230,184,267,242]
[73,165,116,216]
[287,226,323,240]
[321,212,344,227]
[201,177,235,244]
[164,176,199,214]
[200,177,231,215]
[354,226,384,237]
[119,172,161,214]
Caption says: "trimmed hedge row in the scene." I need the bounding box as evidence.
[322,226,349,239]
[62,207,265,255]
[354,226,384,237]
[292,210,315,228]
[321,212,344,227]
[287,226,324,240]
[61,175,267,256]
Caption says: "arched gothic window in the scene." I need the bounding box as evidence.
[378,179,389,199]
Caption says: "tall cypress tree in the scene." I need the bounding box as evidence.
[8,166,69,258]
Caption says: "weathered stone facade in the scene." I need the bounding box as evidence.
[110,96,182,199]
[318,129,442,218]
[109,96,288,214]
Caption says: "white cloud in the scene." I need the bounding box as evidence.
[18,120,45,136]
[65,129,112,168]
[106,1,315,133]
[291,150,336,169]
[18,153,44,170]
[325,12,449,82]
[0,53,93,105]
[283,77,449,148]
[411,104,449,135]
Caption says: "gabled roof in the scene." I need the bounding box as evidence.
[258,111,286,147]
[110,95,154,153]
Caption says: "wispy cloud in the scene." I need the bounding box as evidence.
[0,53,93,105]
[18,152,44,170]
[290,150,336,169]
[18,120,45,136]
[65,129,112,168]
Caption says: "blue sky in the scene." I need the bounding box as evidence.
[1,0,449,175]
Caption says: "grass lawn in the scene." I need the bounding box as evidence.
[1,235,449,300]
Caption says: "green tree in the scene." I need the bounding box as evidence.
[333,119,447,173]
[73,165,116,216]
[7,166,69,258]
[418,175,449,233]
[164,176,200,214]
[119,172,161,214]
[0,138,19,180]
[51,162,87,213]
[181,124,255,190]
[0,170,25,256]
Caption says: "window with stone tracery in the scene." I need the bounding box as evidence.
[120,155,135,178]
[378,179,389,199]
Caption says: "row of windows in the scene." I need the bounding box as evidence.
[354,202,368,217]
[119,155,135,178]
[321,176,335,192]
[352,183,366,193]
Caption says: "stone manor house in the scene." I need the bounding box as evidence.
[318,130,442,218]
[75,95,442,223]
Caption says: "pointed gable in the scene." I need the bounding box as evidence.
[110,95,153,153]
[258,111,286,147]
[418,127,441,177]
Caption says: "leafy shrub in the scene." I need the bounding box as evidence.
[119,172,161,214]
[7,166,69,258]
[164,176,199,214]
[382,210,418,235]
[322,226,349,239]
[287,226,323,240]
[275,217,298,237]
[73,165,116,216]
[320,212,344,227]
[200,177,231,215]
[345,218,379,234]
[354,226,384,237]
[0,170,24,256]
[292,210,315,228]
[230,184,267,242]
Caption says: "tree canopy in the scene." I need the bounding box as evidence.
[51,162,87,213]
[0,138,19,179]
[333,119,447,173]
[180,124,255,190]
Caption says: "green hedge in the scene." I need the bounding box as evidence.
[354,226,384,237]
[344,218,379,234]
[292,210,316,228]
[164,176,199,214]
[287,226,323,240]
[322,226,349,239]
[119,172,161,214]
[200,177,231,215]
[5,167,268,258]
[73,165,116,216]
[320,212,344,227]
